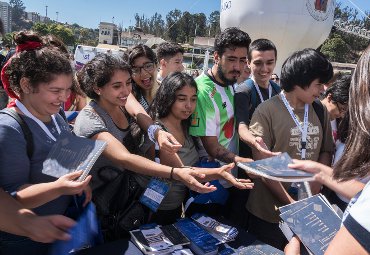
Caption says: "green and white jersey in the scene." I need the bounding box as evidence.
[189,73,238,157]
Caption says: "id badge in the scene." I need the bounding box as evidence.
[140,178,169,212]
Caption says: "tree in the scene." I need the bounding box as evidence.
[32,22,75,46]
[320,34,349,62]
[9,0,26,31]
[1,33,14,46]
[165,9,182,42]
[208,11,220,37]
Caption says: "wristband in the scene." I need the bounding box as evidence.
[148,124,162,143]
[170,167,175,180]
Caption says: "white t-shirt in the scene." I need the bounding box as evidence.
[342,181,370,253]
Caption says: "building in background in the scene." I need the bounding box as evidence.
[98,22,118,45]
[0,1,11,33]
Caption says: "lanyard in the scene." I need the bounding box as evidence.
[280,92,309,160]
[15,99,61,141]
[252,78,272,103]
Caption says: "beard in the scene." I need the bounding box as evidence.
[217,63,240,86]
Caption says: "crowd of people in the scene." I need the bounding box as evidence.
[0,19,369,255]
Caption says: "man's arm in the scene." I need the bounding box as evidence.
[200,136,251,163]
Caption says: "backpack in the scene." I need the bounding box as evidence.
[0,108,34,159]
[0,108,69,159]
[244,79,325,129]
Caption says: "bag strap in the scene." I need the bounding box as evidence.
[312,99,325,129]
[244,79,257,110]
[0,108,34,159]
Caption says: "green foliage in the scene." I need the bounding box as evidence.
[320,4,370,63]
[1,33,14,46]
[321,34,349,62]
[9,0,29,31]
[32,22,75,46]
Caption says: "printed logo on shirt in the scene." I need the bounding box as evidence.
[210,87,217,98]
[190,112,200,127]
[290,122,320,159]
[222,117,234,139]
[222,102,227,109]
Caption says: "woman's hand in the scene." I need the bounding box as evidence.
[156,129,182,154]
[172,167,217,193]
[284,236,301,255]
[80,184,92,207]
[55,171,92,197]
[288,159,327,183]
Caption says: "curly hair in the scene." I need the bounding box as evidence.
[76,53,132,100]
[5,31,73,96]
[149,72,197,128]
[214,27,251,57]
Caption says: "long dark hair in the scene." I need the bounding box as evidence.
[334,45,370,181]
[149,72,197,129]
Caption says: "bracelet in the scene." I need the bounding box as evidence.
[148,124,162,143]
[170,167,175,180]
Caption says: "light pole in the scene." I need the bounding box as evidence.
[56,12,59,22]
[45,5,48,17]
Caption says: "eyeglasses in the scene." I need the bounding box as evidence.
[131,62,155,76]
[335,102,348,114]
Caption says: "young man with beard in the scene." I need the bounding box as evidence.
[189,27,253,219]
[247,48,335,250]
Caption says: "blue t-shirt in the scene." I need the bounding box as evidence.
[0,113,71,216]
[342,180,370,253]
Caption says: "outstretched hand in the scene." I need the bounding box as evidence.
[172,167,217,193]
[254,136,281,158]
[214,163,254,189]
[157,129,182,154]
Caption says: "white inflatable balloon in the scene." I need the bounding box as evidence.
[220,0,336,74]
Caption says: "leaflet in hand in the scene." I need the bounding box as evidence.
[279,194,342,255]
[42,132,107,181]
[237,153,314,182]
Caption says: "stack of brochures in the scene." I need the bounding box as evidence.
[237,240,284,255]
[237,152,314,182]
[175,218,219,255]
[191,214,238,243]
[130,223,190,255]
[279,194,342,255]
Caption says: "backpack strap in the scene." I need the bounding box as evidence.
[312,99,325,129]
[0,108,34,159]
[244,79,257,110]
[269,80,281,94]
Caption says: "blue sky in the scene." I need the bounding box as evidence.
[21,0,369,29]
